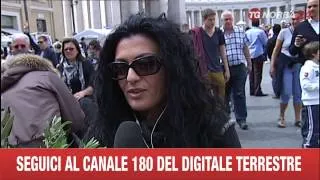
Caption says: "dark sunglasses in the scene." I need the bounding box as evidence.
[13,44,26,49]
[108,54,162,80]
[38,41,44,44]
[64,48,75,52]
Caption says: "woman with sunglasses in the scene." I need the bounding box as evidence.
[58,38,94,101]
[84,15,241,148]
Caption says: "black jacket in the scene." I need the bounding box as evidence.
[25,32,58,67]
[84,115,242,148]
[42,47,58,67]
[266,34,278,59]
[289,20,319,64]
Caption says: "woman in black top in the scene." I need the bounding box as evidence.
[84,15,241,148]
[58,38,94,101]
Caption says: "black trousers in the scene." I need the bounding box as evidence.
[249,55,265,95]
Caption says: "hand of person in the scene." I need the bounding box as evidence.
[246,63,252,74]
[294,35,306,47]
[224,70,230,83]
[23,23,29,33]
[269,65,276,78]
[73,91,86,101]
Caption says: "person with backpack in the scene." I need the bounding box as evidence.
[190,8,230,101]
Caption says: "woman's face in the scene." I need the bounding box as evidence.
[115,34,166,115]
[63,42,78,61]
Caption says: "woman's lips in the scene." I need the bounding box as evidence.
[127,88,146,98]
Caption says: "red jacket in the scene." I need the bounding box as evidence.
[190,27,210,77]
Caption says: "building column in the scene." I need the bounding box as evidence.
[100,0,107,28]
[121,0,139,23]
[185,11,189,27]
[198,10,202,26]
[167,0,186,27]
[276,6,280,13]
[90,0,102,29]
[75,1,84,32]
[232,9,235,26]
[106,0,121,27]
[216,10,219,28]
[190,10,194,28]
[186,11,191,29]
[81,1,90,29]
[215,10,220,27]
[62,0,73,37]
[243,9,249,26]
[240,9,243,21]
[159,0,168,16]
[266,7,271,25]
[145,0,160,17]
[73,1,78,33]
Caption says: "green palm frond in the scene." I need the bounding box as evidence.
[82,137,100,148]
[1,110,103,148]
[43,116,71,148]
[1,108,14,148]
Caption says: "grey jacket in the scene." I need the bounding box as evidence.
[1,54,85,146]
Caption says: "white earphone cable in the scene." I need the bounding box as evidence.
[134,104,167,148]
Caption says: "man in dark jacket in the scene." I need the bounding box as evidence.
[289,0,319,64]
[38,35,58,67]
[80,37,88,58]
[88,40,101,71]
[289,0,319,148]
[24,31,58,67]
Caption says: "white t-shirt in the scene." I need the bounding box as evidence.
[277,27,294,57]
[308,19,319,35]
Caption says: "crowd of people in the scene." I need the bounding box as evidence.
[1,0,318,148]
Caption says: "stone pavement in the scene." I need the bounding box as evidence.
[234,63,302,148]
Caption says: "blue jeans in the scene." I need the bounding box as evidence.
[225,64,248,122]
[280,63,302,104]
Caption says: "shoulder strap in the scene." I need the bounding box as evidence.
[289,27,293,35]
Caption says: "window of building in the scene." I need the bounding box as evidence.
[36,19,47,32]
[1,15,18,29]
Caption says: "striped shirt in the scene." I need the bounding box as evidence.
[222,26,249,66]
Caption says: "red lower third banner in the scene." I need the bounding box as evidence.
[0,149,319,180]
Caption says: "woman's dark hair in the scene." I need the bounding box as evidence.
[86,15,229,147]
[61,38,85,61]
[252,19,260,27]
[272,24,281,35]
